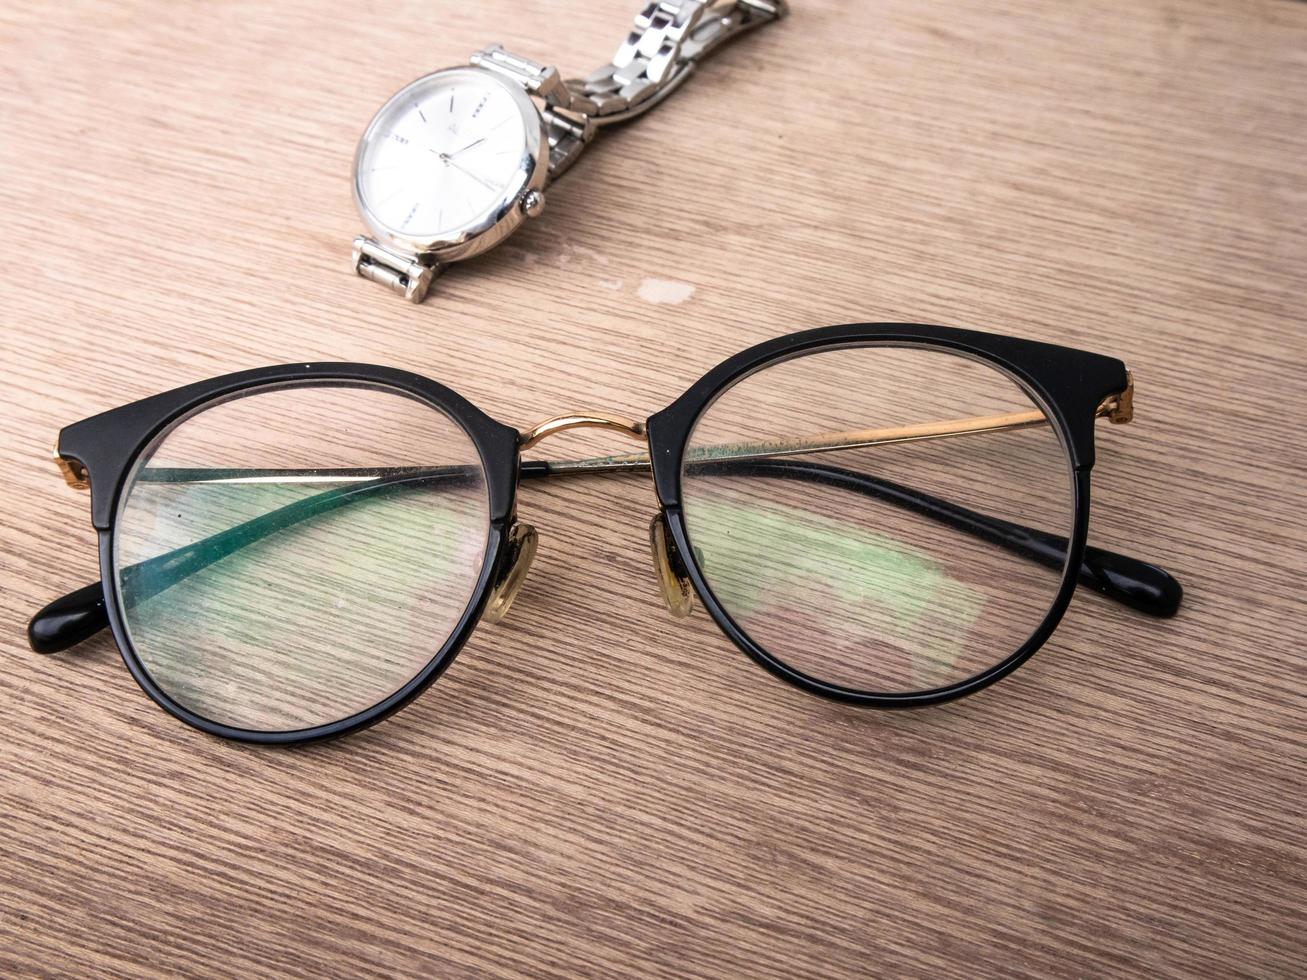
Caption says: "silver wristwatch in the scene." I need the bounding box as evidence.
[350,0,787,303]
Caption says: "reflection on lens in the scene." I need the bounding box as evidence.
[113,383,491,732]
[680,345,1074,694]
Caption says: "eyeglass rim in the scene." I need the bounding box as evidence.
[647,327,1117,708]
[99,378,510,744]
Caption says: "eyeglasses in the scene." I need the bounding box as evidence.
[29,323,1182,743]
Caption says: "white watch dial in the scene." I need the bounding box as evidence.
[356,69,533,241]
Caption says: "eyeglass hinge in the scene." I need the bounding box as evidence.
[53,442,89,490]
[1097,370,1135,424]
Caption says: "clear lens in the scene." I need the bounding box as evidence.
[680,345,1075,694]
[113,382,491,732]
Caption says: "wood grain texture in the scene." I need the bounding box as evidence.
[1,0,1304,976]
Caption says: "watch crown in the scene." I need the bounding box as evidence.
[520,190,545,218]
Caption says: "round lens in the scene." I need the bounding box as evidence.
[679,345,1075,695]
[113,382,492,732]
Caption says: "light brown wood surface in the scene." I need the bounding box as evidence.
[2,1,1304,976]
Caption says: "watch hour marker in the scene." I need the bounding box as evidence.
[415,102,426,123]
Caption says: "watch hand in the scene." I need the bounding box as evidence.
[437,152,499,193]
[448,137,486,158]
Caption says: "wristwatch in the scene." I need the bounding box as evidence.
[350,0,787,303]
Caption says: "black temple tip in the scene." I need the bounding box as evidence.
[1080,547,1183,618]
[27,582,110,654]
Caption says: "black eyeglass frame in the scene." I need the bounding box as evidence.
[42,323,1163,744]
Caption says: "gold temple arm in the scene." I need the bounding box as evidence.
[699,408,1045,459]
[540,376,1133,475]
[55,376,1134,487]
[541,408,1052,475]
[116,407,1054,486]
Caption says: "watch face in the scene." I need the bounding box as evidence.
[354,67,540,246]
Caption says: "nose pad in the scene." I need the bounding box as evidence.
[648,512,694,618]
[484,522,539,625]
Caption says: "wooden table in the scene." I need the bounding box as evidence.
[2,1,1303,975]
